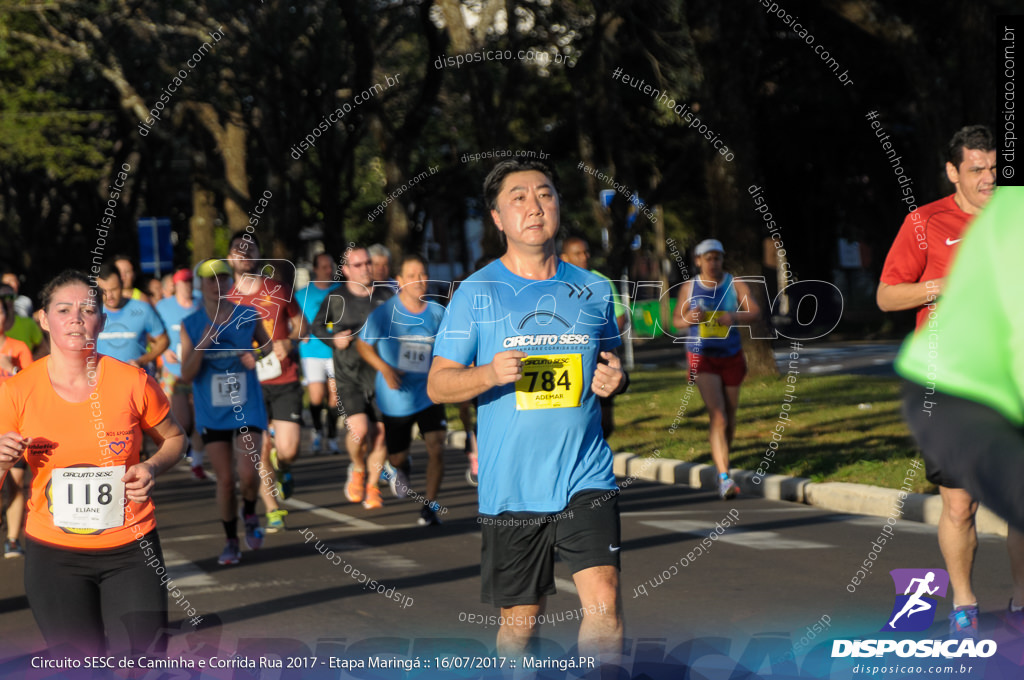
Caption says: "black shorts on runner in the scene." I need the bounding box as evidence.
[337,385,381,423]
[480,488,621,608]
[381,404,447,454]
[263,381,304,424]
[201,427,264,445]
[903,382,1024,533]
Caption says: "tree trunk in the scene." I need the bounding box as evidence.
[222,112,251,232]
[383,156,410,262]
[190,142,217,266]
[191,103,250,233]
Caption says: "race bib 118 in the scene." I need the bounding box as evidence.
[51,465,126,533]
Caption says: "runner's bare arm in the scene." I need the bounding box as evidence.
[876,279,943,312]
[355,338,402,390]
[719,279,762,326]
[288,310,303,341]
[253,317,272,350]
[309,294,341,343]
[178,325,206,383]
[135,332,170,366]
[673,280,701,327]
[0,432,29,472]
[591,351,626,397]
[427,352,526,404]
[124,414,187,503]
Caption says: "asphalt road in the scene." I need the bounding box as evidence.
[0,434,1020,679]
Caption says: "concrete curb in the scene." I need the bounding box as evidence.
[443,432,1008,536]
[613,452,1008,537]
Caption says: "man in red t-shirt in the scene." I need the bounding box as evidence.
[877,125,1012,639]
[226,232,303,533]
[877,125,996,327]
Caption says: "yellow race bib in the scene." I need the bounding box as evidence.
[699,311,730,338]
[515,354,584,410]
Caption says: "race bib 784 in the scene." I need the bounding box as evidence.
[515,354,584,410]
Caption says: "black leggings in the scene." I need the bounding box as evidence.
[25,530,168,658]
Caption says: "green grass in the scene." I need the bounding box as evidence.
[608,370,932,493]
[445,369,932,494]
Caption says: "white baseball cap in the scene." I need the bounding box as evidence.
[694,239,725,256]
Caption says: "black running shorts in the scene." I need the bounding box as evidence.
[336,386,381,423]
[902,382,1024,533]
[381,404,447,454]
[480,488,621,608]
[263,381,304,424]
[201,426,263,445]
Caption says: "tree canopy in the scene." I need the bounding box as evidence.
[0,0,1017,345]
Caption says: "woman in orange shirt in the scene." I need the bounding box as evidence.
[0,270,187,659]
[0,286,32,380]
[0,288,33,558]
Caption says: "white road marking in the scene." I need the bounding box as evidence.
[845,516,937,535]
[621,509,813,517]
[161,534,222,543]
[640,520,833,550]
[164,549,219,587]
[316,538,422,571]
[283,497,382,530]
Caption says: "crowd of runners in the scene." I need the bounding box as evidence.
[0,143,1017,670]
[0,159,640,665]
[1,237,485,548]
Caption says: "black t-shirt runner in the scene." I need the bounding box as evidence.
[311,282,393,394]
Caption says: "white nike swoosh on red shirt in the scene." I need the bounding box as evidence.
[945,238,961,246]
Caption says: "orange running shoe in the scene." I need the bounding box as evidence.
[363,485,383,509]
[345,464,366,503]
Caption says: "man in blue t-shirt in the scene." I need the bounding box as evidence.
[428,160,627,666]
[297,253,342,454]
[96,262,168,370]
[356,254,447,524]
[155,268,205,480]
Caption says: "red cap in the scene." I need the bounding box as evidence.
[172,268,193,284]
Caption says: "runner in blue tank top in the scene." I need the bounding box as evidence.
[673,239,761,499]
[429,160,628,668]
[180,259,272,566]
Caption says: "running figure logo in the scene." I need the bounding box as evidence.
[882,568,950,632]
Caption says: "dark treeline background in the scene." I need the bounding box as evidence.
[1,0,1017,345]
